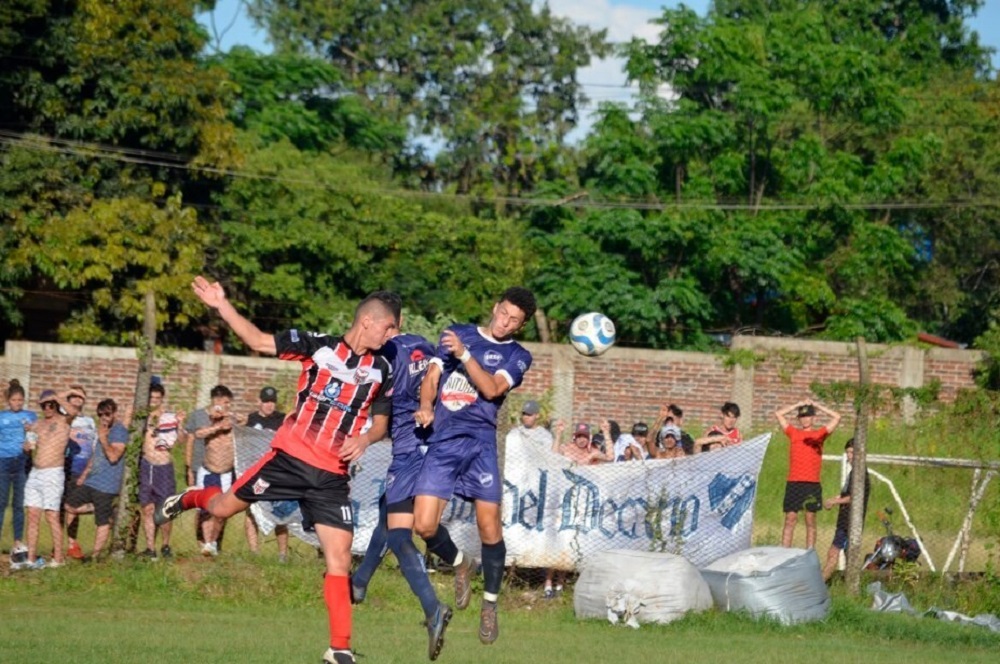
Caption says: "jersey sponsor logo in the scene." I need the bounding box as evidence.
[440,371,477,411]
[252,478,270,495]
[323,381,343,401]
[479,472,494,488]
[408,349,429,376]
[483,350,503,368]
[517,360,527,372]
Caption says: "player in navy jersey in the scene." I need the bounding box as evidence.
[351,331,453,660]
[154,276,400,664]
[412,287,536,647]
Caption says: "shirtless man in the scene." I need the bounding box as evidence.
[139,382,184,559]
[186,385,236,556]
[22,387,83,569]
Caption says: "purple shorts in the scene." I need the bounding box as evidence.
[383,448,427,507]
[138,459,176,506]
[413,436,502,504]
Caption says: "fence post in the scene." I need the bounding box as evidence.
[846,336,870,595]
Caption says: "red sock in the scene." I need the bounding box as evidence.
[324,573,352,650]
[181,486,221,511]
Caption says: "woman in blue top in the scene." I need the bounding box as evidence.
[0,379,37,561]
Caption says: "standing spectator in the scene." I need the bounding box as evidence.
[185,385,236,556]
[63,387,95,560]
[504,400,555,451]
[411,287,536,646]
[155,277,399,664]
[822,439,871,581]
[774,399,842,549]
[244,386,289,562]
[138,380,182,559]
[64,399,129,560]
[654,424,687,460]
[698,402,743,452]
[1,379,36,568]
[613,423,648,462]
[651,404,697,455]
[23,388,82,569]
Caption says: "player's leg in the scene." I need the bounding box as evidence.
[475,499,504,645]
[154,472,250,526]
[317,523,357,664]
[804,510,818,550]
[351,492,389,602]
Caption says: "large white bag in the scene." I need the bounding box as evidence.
[700,546,830,624]
[574,549,713,626]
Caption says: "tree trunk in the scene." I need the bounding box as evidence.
[846,336,870,594]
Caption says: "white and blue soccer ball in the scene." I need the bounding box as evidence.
[569,312,616,356]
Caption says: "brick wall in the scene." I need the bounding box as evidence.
[0,337,983,431]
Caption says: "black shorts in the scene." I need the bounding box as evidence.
[233,449,353,532]
[783,481,822,513]
[66,485,117,526]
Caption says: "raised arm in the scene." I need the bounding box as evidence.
[192,276,276,355]
[414,362,442,429]
[440,330,509,400]
[774,401,804,430]
[813,401,842,434]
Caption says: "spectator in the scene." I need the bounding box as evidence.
[185,385,237,556]
[655,424,687,459]
[613,423,647,462]
[63,386,95,560]
[698,402,743,452]
[774,399,842,549]
[23,388,82,569]
[651,404,697,455]
[64,399,129,560]
[1,379,36,569]
[504,400,555,450]
[139,380,182,560]
[244,386,289,562]
[822,439,870,581]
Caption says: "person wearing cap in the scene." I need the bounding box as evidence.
[774,399,842,549]
[244,386,289,561]
[22,388,83,569]
[613,423,648,462]
[654,424,687,460]
[553,422,610,465]
[505,400,557,452]
[650,404,697,456]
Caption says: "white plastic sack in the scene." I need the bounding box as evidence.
[574,549,713,626]
[700,547,830,624]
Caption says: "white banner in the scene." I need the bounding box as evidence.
[236,427,770,568]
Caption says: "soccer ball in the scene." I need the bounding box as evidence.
[569,312,616,356]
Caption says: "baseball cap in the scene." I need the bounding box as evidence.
[573,423,590,436]
[660,424,682,440]
[38,389,58,403]
[521,400,540,415]
[632,422,649,436]
[797,404,816,417]
[260,386,278,402]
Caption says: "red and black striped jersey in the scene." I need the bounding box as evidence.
[269,329,394,475]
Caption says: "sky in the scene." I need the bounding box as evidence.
[198,0,1000,142]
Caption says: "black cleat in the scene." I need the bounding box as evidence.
[322,648,355,663]
[154,488,193,526]
[479,600,499,645]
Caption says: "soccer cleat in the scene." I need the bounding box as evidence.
[159,545,173,559]
[321,648,355,663]
[453,552,475,610]
[154,488,193,526]
[66,540,85,560]
[479,600,499,645]
[426,603,453,661]
[350,582,366,605]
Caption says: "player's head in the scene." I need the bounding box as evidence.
[355,291,402,350]
[489,286,536,340]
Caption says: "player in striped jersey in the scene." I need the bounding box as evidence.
[154,276,400,664]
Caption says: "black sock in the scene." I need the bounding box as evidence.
[481,539,506,596]
[423,525,459,566]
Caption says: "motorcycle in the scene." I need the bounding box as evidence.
[863,507,921,571]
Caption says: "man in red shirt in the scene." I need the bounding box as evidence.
[155,276,400,664]
[774,399,842,549]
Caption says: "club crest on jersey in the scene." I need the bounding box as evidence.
[517,360,527,372]
[252,478,270,495]
[354,367,370,383]
[483,350,503,368]
[479,472,494,488]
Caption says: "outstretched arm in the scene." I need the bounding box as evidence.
[814,401,842,434]
[774,401,804,430]
[192,276,276,355]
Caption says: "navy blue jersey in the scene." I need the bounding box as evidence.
[428,323,532,445]
[384,333,434,454]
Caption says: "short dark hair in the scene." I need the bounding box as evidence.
[149,383,165,398]
[210,385,233,399]
[845,438,855,450]
[499,287,536,321]
[356,291,402,325]
[721,402,740,417]
[97,398,117,414]
[667,404,683,418]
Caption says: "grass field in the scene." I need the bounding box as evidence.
[2,552,999,664]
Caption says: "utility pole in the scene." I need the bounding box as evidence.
[846,336,870,594]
